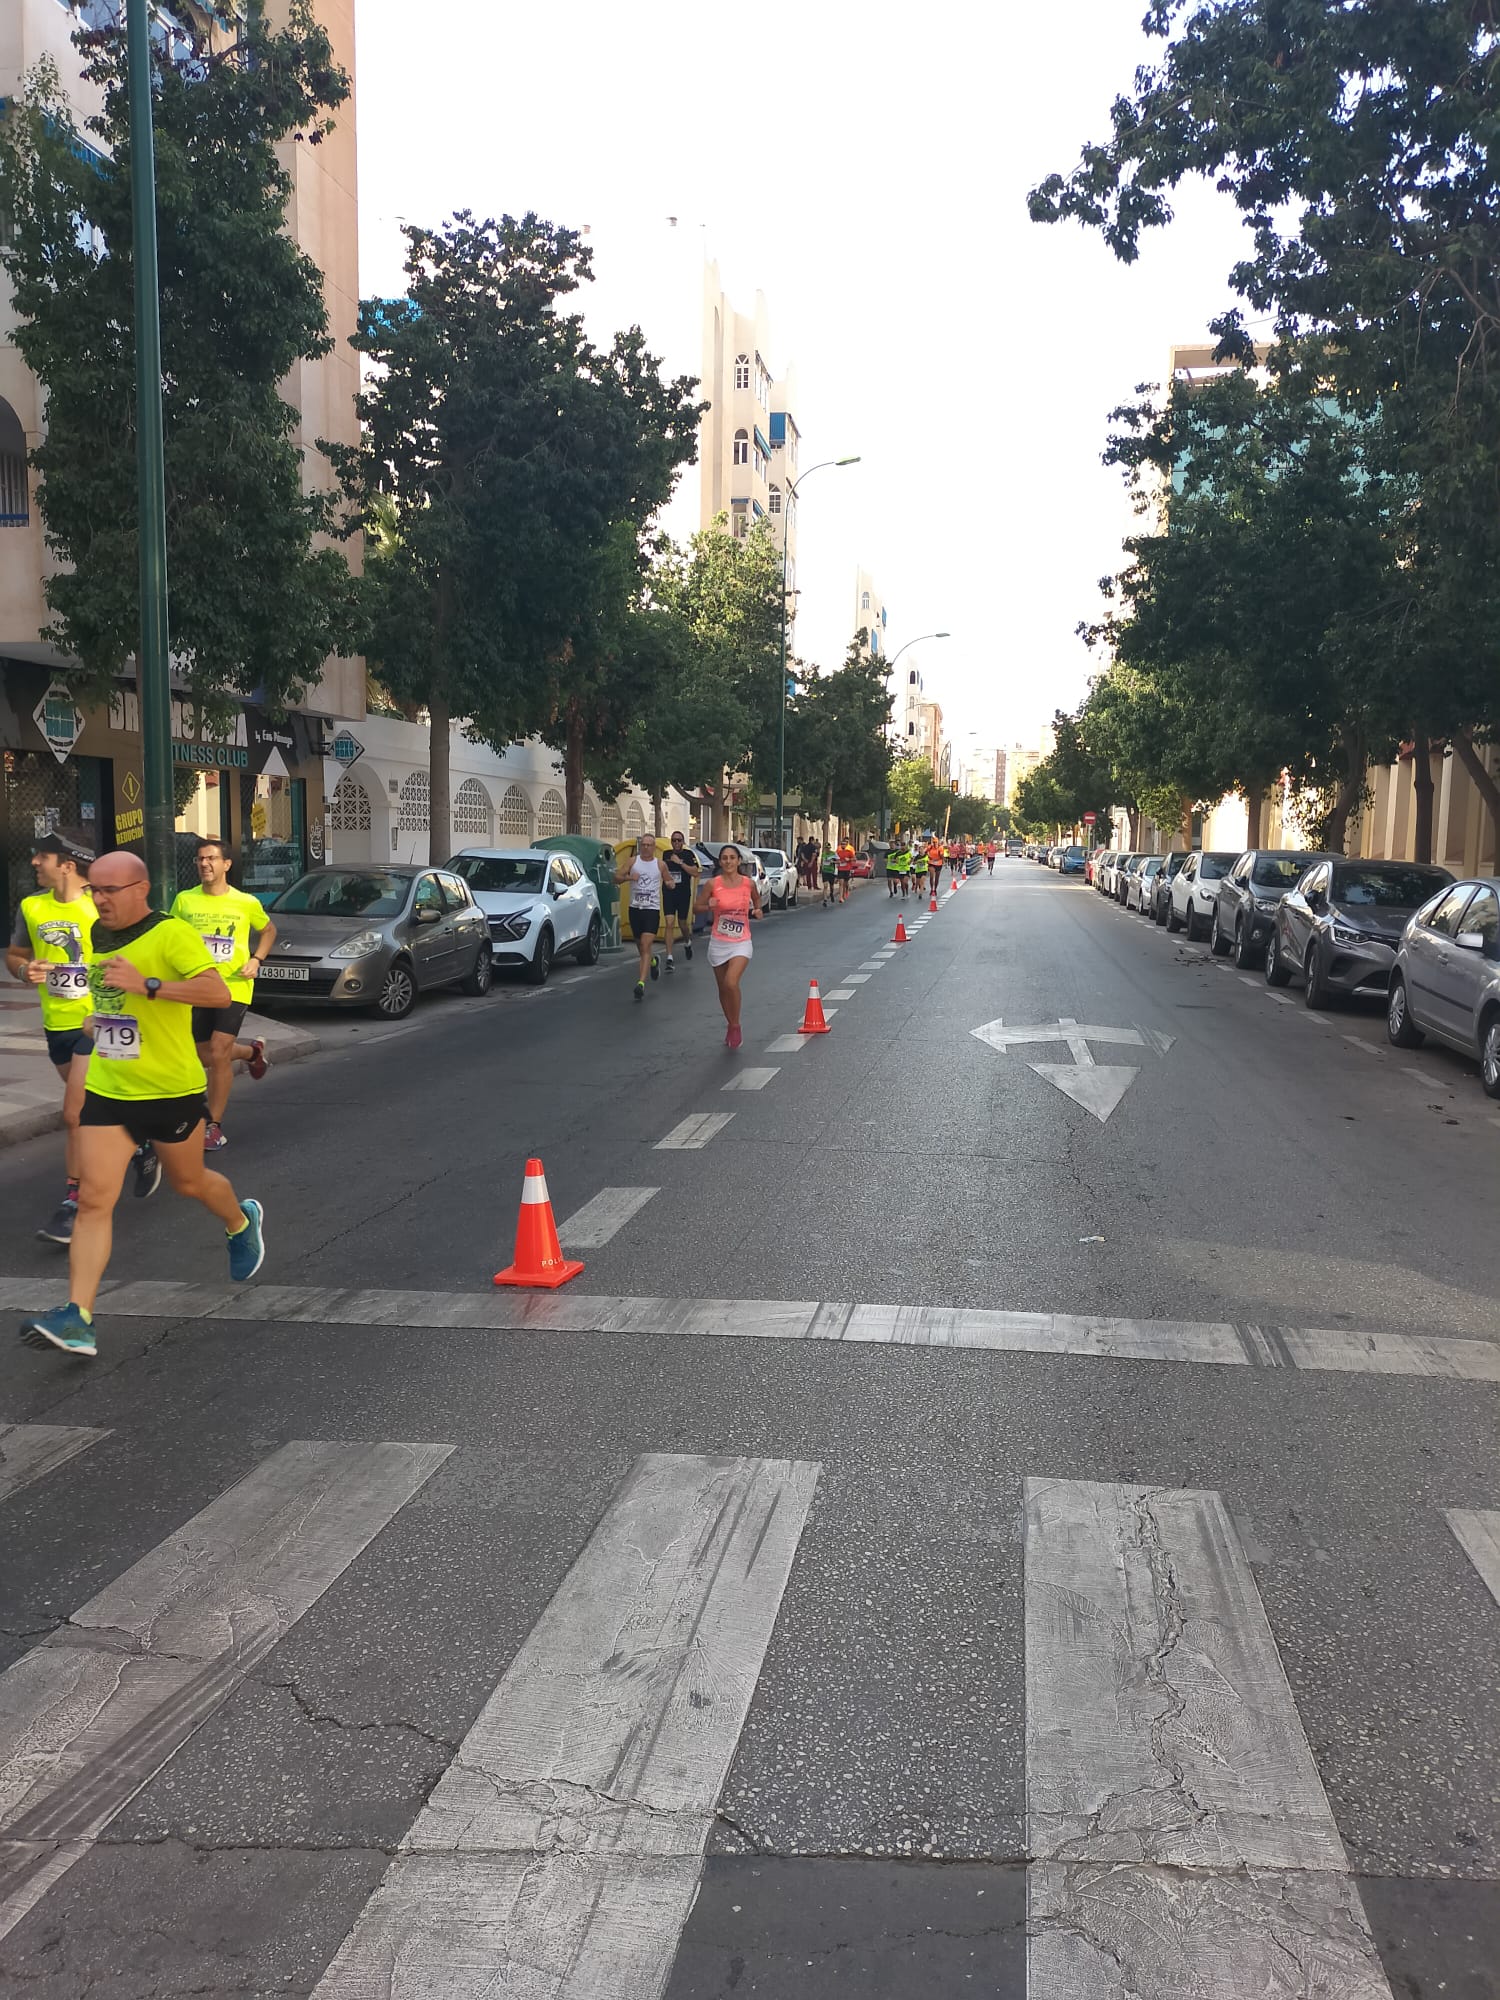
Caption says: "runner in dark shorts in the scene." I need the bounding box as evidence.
[661,830,700,966]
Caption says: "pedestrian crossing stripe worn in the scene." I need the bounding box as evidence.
[5,1276,1495,1384]
[557,1184,659,1248]
[0,1439,452,1944]
[0,1423,108,1504]
[655,1112,735,1150]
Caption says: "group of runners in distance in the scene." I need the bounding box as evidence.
[884,836,997,897]
[7,830,271,1361]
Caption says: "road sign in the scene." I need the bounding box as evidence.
[33,682,86,765]
[1083,811,1097,825]
[330,729,365,769]
[970,1016,1174,1123]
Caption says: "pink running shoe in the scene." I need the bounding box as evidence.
[728,1024,743,1050]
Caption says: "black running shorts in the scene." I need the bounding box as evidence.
[79,1089,208,1147]
[191,1000,249,1044]
[628,907,661,939]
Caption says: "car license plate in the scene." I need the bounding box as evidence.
[258,964,309,982]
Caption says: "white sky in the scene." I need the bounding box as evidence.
[355,0,1252,758]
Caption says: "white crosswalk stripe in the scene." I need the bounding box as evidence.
[0,1424,108,1504]
[722,1067,779,1091]
[655,1112,735,1150]
[557,1185,658,1248]
[1446,1507,1500,1608]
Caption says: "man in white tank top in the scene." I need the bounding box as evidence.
[614,835,674,1000]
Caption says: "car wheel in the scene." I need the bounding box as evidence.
[1303,943,1332,1009]
[372,958,417,1020]
[576,913,602,966]
[1265,927,1292,987]
[460,942,493,996]
[527,926,554,986]
[1480,1013,1500,1099]
[1210,907,1231,956]
[1167,901,1183,934]
[1387,974,1423,1047]
[1233,916,1261,969]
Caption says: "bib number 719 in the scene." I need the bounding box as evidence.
[94,1013,141,1060]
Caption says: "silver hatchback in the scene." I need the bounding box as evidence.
[257,865,492,1019]
[1387,877,1500,1097]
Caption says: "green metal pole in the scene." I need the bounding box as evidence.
[126,0,175,905]
[775,527,789,854]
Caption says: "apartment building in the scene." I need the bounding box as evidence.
[699,265,801,596]
[1000,742,1046,809]
[853,566,886,663]
[965,748,999,803]
[1,0,363,913]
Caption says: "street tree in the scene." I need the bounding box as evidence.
[0,4,356,718]
[619,609,752,833]
[335,213,700,860]
[785,640,893,839]
[886,754,932,833]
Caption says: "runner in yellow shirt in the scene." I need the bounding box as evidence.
[19,851,265,1362]
[171,838,276,1150]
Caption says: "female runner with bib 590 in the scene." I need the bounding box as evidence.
[694,843,761,1049]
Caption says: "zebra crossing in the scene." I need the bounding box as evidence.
[1,1419,1496,1994]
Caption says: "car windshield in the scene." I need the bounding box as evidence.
[1198,853,1234,880]
[1251,855,1311,888]
[272,871,410,918]
[1065,846,1084,859]
[1332,865,1450,908]
[448,856,546,894]
[753,850,784,868]
[1141,857,1162,873]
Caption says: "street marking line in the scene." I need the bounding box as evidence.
[0,1425,109,1506]
[858,962,885,971]
[764,1035,808,1054]
[557,1186,659,1249]
[1342,1034,1381,1056]
[1446,1509,1500,1609]
[820,1007,839,1018]
[1267,992,1295,1005]
[309,1452,819,2000]
[1025,1479,1391,1996]
[825,989,857,1001]
[1306,1011,1334,1025]
[10,1277,1495,1384]
[843,973,873,983]
[0,1438,453,1945]
[722,1068,779,1092]
[655,1112,735,1151]
[1239,974,1260,986]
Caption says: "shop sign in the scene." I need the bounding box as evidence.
[329,728,364,768]
[33,682,86,765]
[106,693,311,775]
[115,770,143,845]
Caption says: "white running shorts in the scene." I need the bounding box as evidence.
[707,936,752,968]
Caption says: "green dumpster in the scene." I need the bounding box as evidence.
[536,834,623,950]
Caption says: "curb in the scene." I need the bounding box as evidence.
[0,1011,322,1153]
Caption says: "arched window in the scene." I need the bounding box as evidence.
[0,399,29,527]
[862,591,870,610]
[398,770,429,832]
[328,774,371,833]
[497,783,533,840]
[734,354,750,391]
[625,796,647,836]
[452,777,491,840]
[599,801,623,841]
[579,795,598,837]
[536,788,565,838]
[732,429,749,467]
[768,484,782,514]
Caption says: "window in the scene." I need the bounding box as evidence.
[734,354,750,391]
[579,795,598,838]
[328,775,370,833]
[754,445,768,480]
[497,783,533,840]
[909,670,918,686]
[768,485,782,514]
[536,788,565,838]
[397,770,430,832]
[862,591,871,610]
[600,802,623,841]
[452,777,491,840]
[0,399,29,527]
[438,873,471,911]
[732,429,750,466]
[731,508,749,540]
[1462,886,1498,945]
[450,855,545,893]
[755,355,771,406]
[414,874,443,914]
[625,797,647,836]
[1423,885,1477,936]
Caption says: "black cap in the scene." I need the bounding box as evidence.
[30,832,95,864]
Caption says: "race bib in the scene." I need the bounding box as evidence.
[94,1013,141,1060]
[204,933,237,963]
[45,963,90,1002]
[717,915,746,939]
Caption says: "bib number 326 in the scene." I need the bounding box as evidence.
[45,964,90,1001]
[94,1013,141,1060]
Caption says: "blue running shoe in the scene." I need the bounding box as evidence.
[227,1198,265,1282]
[20,1303,95,1358]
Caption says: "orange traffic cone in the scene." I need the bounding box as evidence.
[798,979,832,1035]
[892,916,908,943]
[493,1158,585,1290]
[929,891,939,912]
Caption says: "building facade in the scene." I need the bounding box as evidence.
[853,567,886,663]
[698,266,800,592]
[1,0,363,917]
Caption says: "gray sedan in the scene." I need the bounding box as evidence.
[256,865,492,1019]
[1267,859,1453,1007]
[1387,877,1500,1097]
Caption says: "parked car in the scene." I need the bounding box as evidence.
[753,847,798,910]
[1150,851,1191,924]
[258,864,493,1018]
[1115,854,1145,904]
[1212,849,1338,968]
[1267,859,1454,1008]
[851,850,876,879]
[1126,854,1163,911]
[447,847,602,985]
[1095,850,1118,895]
[1167,850,1236,939]
[1387,877,1500,1096]
[695,841,770,904]
[1060,843,1087,875]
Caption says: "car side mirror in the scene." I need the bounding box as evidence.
[1307,890,1325,911]
[414,906,441,925]
[1455,930,1486,951]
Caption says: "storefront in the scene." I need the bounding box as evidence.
[1,660,329,918]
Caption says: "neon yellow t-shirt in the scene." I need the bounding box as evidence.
[16,890,97,1030]
[169,884,271,1004]
[85,914,215,1102]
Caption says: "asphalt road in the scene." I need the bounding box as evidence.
[0,862,1497,1997]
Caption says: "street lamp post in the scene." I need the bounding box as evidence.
[880,632,950,832]
[775,455,859,854]
[126,0,175,902]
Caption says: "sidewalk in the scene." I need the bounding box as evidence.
[0,988,320,1150]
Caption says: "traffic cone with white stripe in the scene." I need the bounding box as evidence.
[929,890,939,912]
[798,979,832,1035]
[493,1157,585,1289]
[892,916,908,943]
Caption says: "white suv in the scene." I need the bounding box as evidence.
[753,848,798,910]
[447,848,602,984]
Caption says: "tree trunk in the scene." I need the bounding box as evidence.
[427,688,451,867]
[1244,787,1264,848]
[1452,728,1500,872]
[564,704,585,834]
[1321,721,1366,857]
[823,780,834,848]
[1411,734,1435,865]
[652,789,664,837]
[1128,807,1141,848]
[1178,795,1193,849]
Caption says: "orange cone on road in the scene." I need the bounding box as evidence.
[798,979,832,1035]
[493,1157,585,1290]
[892,916,908,943]
[929,891,939,913]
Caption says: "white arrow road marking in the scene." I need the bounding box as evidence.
[971,1020,1151,1053]
[972,1018,1174,1124]
[1028,1063,1140,1123]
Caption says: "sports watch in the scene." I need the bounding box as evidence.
[144,977,163,1000]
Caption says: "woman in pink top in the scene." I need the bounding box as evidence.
[694,843,761,1049]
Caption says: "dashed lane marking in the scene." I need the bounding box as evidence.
[825,989,857,1001]
[842,973,873,983]
[655,1113,735,1151]
[1342,1034,1381,1056]
[764,1035,808,1054]
[557,1186,659,1249]
[0,1423,109,1505]
[722,1068,779,1092]
[1447,1508,1500,1610]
